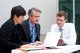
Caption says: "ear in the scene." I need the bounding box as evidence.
[65,19,67,23]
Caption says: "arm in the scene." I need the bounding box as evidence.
[63,23,77,45]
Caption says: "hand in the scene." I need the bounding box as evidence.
[35,41,42,45]
[17,44,32,51]
[30,41,42,46]
[57,38,64,46]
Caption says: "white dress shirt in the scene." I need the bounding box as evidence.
[50,23,77,45]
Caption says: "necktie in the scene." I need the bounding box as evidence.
[59,28,63,38]
[58,28,63,46]
[31,26,35,42]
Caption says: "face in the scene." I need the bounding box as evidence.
[56,16,67,27]
[14,15,25,24]
[29,11,41,24]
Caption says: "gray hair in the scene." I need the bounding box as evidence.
[28,7,41,16]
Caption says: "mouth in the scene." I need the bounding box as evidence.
[57,24,61,27]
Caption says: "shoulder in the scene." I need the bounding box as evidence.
[50,24,58,30]
[35,23,40,29]
[1,19,14,31]
[50,24,58,32]
[65,23,74,27]
[1,19,14,28]
[36,23,40,26]
[51,24,57,28]
[22,19,29,26]
[23,19,28,23]
[64,23,75,29]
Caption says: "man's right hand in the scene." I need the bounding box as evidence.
[57,38,64,46]
[17,44,32,51]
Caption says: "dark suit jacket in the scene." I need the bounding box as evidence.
[22,19,40,43]
[0,18,28,53]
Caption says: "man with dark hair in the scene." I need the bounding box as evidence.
[50,11,76,46]
[0,5,32,53]
[22,7,41,45]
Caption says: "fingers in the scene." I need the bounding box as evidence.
[35,41,42,45]
[57,39,64,46]
[17,44,32,51]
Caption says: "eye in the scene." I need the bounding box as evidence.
[60,20,63,21]
[57,19,59,21]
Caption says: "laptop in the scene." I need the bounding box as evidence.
[24,32,61,51]
[43,32,61,48]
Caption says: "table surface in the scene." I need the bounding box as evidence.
[12,45,80,53]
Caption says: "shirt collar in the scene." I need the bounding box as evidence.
[62,23,66,29]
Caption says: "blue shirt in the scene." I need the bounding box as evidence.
[29,20,37,42]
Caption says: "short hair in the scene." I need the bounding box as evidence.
[28,7,41,16]
[56,11,68,20]
[11,5,26,19]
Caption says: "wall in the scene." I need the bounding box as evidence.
[0,0,58,34]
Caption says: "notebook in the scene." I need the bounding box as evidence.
[43,32,61,48]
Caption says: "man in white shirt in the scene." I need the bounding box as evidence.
[50,11,76,45]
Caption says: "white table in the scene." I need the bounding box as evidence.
[12,45,80,53]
